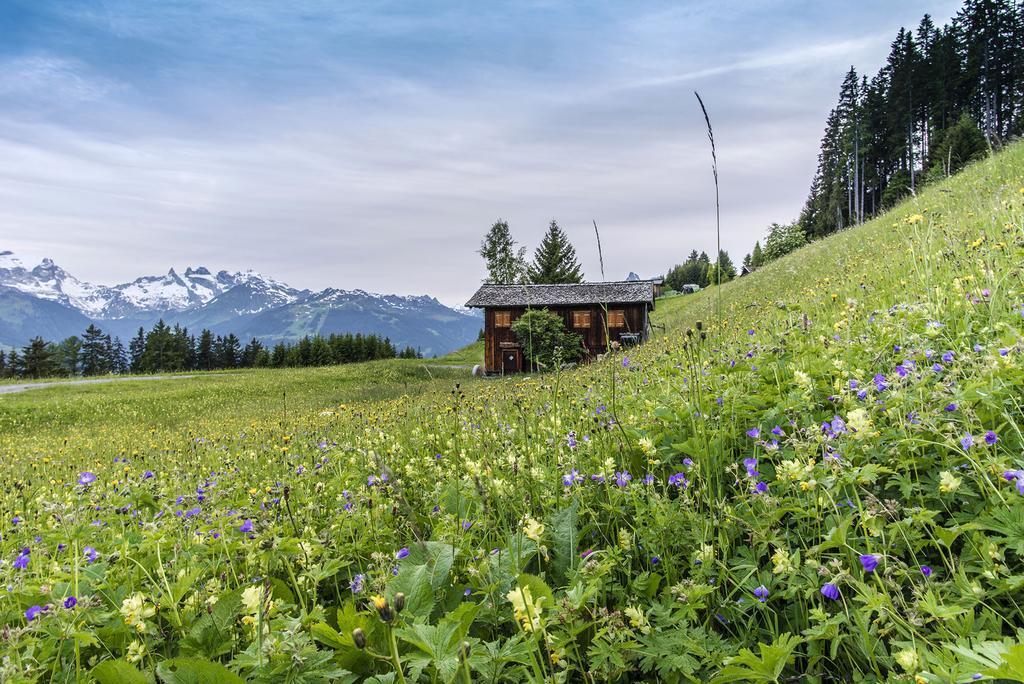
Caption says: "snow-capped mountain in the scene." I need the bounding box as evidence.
[0,251,109,316]
[0,250,481,355]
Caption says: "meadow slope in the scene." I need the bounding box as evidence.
[1,144,1023,683]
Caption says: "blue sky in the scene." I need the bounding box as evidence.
[0,0,961,304]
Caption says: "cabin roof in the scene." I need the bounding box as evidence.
[465,280,656,308]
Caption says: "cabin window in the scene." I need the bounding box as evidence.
[572,310,591,328]
[607,309,626,328]
[493,310,512,327]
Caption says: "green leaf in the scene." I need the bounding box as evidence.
[397,621,463,683]
[182,589,241,658]
[514,573,554,610]
[387,563,436,618]
[549,502,579,582]
[156,657,244,684]
[711,633,803,683]
[310,622,347,650]
[91,660,149,684]
[984,643,1024,681]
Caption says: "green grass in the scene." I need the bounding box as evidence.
[0,359,473,437]
[1,144,1023,683]
[435,339,484,366]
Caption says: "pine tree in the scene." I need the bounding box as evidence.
[197,330,215,370]
[21,337,58,378]
[129,327,146,373]
[54,336,82,376]
[479,220,527,284]
[527,221,584,284]
[6,350,21,378]
[220,334,241,368]
[79,324,109,376]
[110,337,129,374]
[751,241,764,268]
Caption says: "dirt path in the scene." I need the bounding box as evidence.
[0,375,197,395]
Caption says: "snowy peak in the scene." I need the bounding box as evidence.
[0,249,483,356]
[0,250,108,316]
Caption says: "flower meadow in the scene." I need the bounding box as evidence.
[2,148,1024,683]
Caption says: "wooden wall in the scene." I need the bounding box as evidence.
[482,303,649,373]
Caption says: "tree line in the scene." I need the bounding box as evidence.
[0,321,420,379]
[712,0,1022,281]
[800,0,1019,239]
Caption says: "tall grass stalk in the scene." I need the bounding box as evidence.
[694,91,722,329]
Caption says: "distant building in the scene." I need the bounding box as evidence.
[740,264,758,277]
[681,283,700,294]
[465,280,656,374]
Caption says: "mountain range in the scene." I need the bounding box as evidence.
[0,250,481,356]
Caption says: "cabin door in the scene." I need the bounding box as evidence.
[501,348,521,374]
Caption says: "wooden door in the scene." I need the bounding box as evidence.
[501,348,521,374]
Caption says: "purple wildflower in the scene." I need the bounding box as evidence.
[239,519,254,534]
[395,547,410,560]
[78,472,96,486]
[614,471,632,487]
[25,605,43,622]
[668,472,689,488]
[350,573,365,594]
[961,433,974,450]
[753,585,769,603]
[859,554,879,573]
[920,565,932,578]
[746,428,761,439]
[984,431,998,445]
[820,583,840,601]
[13,550,29,570]
[63,596,77,609]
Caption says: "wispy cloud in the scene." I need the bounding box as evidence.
[621,36,886,90]
[0,55,125,102]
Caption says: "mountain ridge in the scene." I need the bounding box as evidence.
[0,250,481,355]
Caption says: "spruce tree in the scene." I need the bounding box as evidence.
[129,327,146,373]
[79,324,109,376]
[751,241,764,268]
[21,337,58,378]
[110,337,128,374]
[528,221,583,284]
[479,220,527,284]
[197,329,215,370]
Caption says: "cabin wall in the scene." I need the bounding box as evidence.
[482,303,649,373]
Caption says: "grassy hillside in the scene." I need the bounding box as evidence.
[1,144,1022,682]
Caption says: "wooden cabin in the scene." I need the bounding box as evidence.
[465,281,656,374]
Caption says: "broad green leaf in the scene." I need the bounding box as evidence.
[549,501,579,582]
[91,660,148,684]
[156,657,244,684]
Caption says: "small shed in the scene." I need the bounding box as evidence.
[465,280,656,374]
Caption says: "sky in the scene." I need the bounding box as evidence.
[0,0,962,306]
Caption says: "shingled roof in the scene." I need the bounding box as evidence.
[465,281,656,308]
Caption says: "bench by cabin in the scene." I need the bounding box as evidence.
[465,280,656,374]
